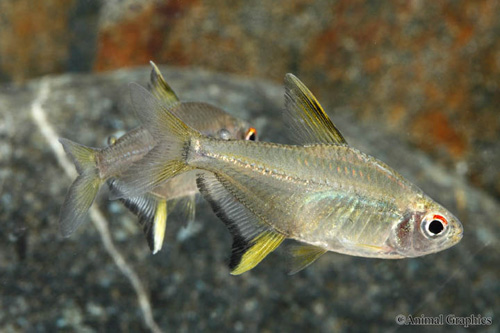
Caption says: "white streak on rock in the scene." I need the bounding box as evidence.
[31,79,162,333]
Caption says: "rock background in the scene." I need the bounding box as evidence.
[0,1,499,331]
[0,66,499,332]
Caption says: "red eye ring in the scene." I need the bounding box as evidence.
[245,127,257,141]
[432,214,448,226]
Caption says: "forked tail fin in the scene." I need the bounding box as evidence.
[58,138,102,237]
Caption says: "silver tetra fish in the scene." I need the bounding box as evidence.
[58,62,257,254]
[120,74,463,275]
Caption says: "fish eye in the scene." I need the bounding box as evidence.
[245,127,257,141]
[218,129,231,140]
[421,213,448,238]
[107,135,117,146]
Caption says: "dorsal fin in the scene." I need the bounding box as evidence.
[149,61,180,105]
[284,73,347,145]
[196,172,285,275]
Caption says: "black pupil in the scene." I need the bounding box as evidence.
[428,220,444,234]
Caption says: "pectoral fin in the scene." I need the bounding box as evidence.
[287,243,327,275]
[197,172,285,275]
[283,73,347,146]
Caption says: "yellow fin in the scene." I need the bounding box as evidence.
[197,172,285,275]
[284,73,347,145]
[231,231,285,275]
[152,199,167,254]
[149,61,180,104]
[59,138,98,175]
[288,243,327,275]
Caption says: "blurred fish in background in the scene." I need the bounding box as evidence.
[59,62,258,253]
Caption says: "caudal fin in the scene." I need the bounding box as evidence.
[116,83,200,198]
[58,138,102,237]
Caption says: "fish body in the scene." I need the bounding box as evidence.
[190,140,417,257]
[59,62,257,254]
[122,73,463,275]
[189,137,460,261]
[96,127,155,178]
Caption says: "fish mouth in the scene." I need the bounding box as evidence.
[452,230,464,243]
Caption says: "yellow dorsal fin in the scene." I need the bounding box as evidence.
[149,61,180,105]
[284,73,347,145]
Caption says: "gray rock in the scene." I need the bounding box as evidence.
[0,66,498,332]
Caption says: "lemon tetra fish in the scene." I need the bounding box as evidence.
[58,62,257,253]
[120,74,463,275]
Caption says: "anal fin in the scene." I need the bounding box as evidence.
[231,231,285,275]
[108,179,168,254]
[197,172,285,275]
[150,199,167,254]
[288,243,327,275]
